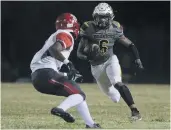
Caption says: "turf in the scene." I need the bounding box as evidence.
[1,83,170,129]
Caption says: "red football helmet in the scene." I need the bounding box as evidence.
[55,13,80,39]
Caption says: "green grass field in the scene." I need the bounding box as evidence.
[1,83,170,129]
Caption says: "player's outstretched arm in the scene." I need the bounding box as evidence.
[77,38,88,60]
[117,36,144,70]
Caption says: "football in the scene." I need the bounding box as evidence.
[83,43,100,55]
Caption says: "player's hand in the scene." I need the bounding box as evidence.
[87,44,100,61]
[66,61,76,72]
[72,71,83,82]
[66,61,83,82]
[66,61,77,78]
[135,59,144,70]
[67,69,83,82]
[67,69,76,80]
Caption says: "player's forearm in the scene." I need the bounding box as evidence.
[128,43,140,60]
[53,50,66,62]
[48,42,68,63]
[77,38,88,60]
[129,43,144,69]
[118,36,140,60]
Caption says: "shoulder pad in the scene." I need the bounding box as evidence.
[80,21,94,32]
[56,32,72,49]
[112,21,121,28]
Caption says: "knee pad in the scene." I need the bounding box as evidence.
[114,82,126,91]
[79,91,86,100]
[114,82,131,100]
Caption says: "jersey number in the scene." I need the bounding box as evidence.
[99,39,109,54]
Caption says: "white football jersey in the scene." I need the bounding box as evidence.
[30,29,74,73]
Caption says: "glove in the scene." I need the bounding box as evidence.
[135,59,144,70]
[64,61,83,82]
[66,61,76,72]
[71,71,83,82]
[65,61,77,79]
[67,68,83,82]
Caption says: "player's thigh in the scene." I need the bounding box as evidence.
[46,72,85,97]
[58,78,85,98]
[92,66,112,95]
[31,68,64,95]
[106,57,122,85]
[96,80,110,96]
[31,68,84,97]
[91,64,104,80]
[96,73,120,99]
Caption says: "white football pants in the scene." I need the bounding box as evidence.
[91,55,122,103]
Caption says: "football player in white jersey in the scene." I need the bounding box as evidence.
[30,13,101,128]
[77,3,144,121]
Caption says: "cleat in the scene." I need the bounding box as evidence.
[51,107,75,123]
[130,108,142,121]
[86,123,102,128]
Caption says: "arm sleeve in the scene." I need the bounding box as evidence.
[115,25,140,60]
[117,35,140,60]
[128,43,140,60]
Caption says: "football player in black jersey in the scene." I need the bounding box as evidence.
[77,2,144,121]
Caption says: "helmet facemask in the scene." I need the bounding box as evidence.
[94,14,112,29]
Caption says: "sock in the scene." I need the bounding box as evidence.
[115,83,135,109]
[57,94,83,111]
[76,100,95,127]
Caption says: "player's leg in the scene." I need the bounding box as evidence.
[52,78,85,111]
[97,72,121,103]
[91,64,120,103]
[31,68,78,122]
[57,78,100,128]
[58,78,101,128]
[32,68,100,127]
[106,55,141,120]
[31,69,84,106]
[76,100,101,128]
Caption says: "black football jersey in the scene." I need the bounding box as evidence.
[80,20,124,65]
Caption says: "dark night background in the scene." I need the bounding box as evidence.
[1,1,170,83]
